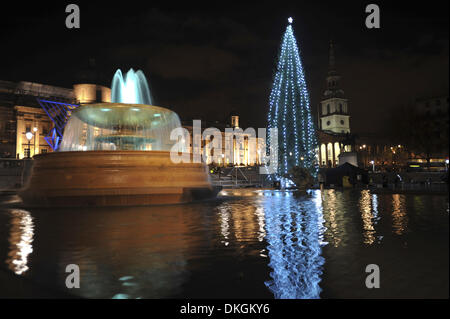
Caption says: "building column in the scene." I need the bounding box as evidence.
[319,145,322,167]
[15,113,24,159]
[331,143,336,167]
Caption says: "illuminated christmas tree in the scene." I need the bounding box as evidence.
[267,18,319,180]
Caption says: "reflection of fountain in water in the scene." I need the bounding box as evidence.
[24,205,194,298]
[263,190,325,299]
[6,209,34,275]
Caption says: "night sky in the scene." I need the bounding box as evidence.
[1,1,448,133]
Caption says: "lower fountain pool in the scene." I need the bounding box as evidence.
[0,189,448,298]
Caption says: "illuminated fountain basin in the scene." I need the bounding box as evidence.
[20,70,215,207]
[59,103,180,152]
[20,103,213,207]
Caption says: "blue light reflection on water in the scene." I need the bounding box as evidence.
[263,190,325,299]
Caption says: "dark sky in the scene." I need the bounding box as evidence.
[1,1,448,133]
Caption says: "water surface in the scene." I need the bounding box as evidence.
[0,189,448,298]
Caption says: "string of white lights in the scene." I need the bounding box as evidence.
[266,18,319,179]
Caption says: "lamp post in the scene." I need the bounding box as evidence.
[25,132,33,158]
[370,160,375,172]
[33,127,38,156]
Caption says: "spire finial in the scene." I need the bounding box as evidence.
[328,40,335,72]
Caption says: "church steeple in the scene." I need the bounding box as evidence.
[318,40,350,134]
[324,40,344,98]
[328,40,336,75]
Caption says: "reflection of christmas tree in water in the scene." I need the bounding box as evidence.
[264,191,325,299]
[267,18,319,179]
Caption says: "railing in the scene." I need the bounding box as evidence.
[389,182,448,193]
[210,166,267,188]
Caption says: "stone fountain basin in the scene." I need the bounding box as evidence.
[19,151,217,207]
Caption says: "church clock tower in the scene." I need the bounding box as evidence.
[318,41,350,134]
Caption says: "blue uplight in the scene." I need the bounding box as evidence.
[37,99,79,150]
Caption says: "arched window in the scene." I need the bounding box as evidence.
[339,103,342,113]
[327,104,330,114]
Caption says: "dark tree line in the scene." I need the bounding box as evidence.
[387,103,449,166]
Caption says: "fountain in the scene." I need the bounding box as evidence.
[20,69,216,207]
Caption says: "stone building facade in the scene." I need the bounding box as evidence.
[0,80,110,159]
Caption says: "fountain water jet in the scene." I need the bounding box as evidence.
[111,69,153,105]
[20,69,215,207]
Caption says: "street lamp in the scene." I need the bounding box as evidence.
[370,160,375,172]
[25,132,33,158]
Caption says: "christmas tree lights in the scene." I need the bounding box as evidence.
[267,18,319,179]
